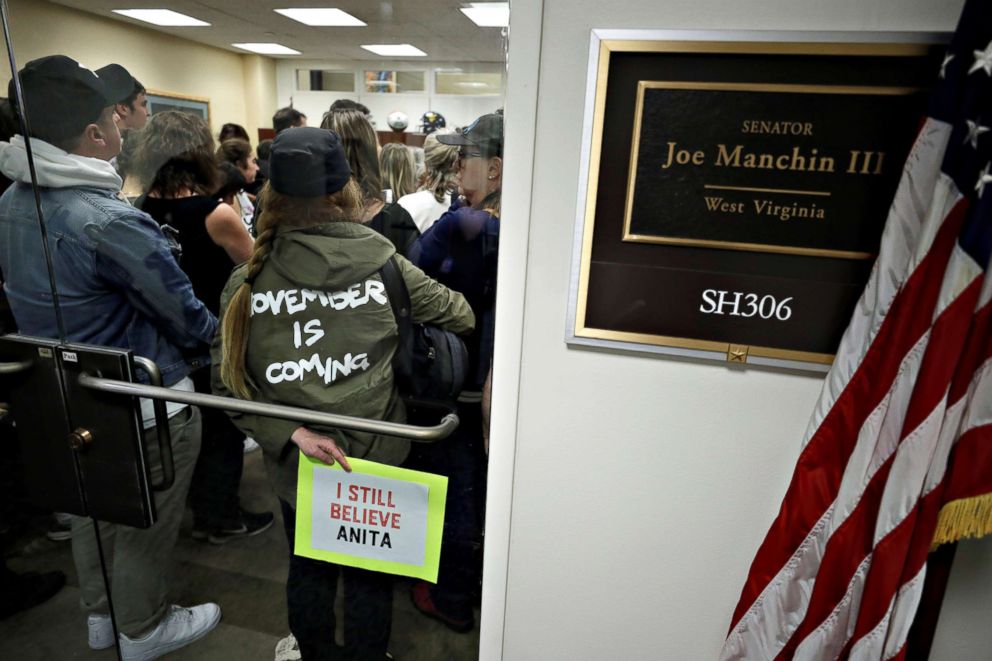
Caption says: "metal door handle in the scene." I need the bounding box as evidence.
[0,358,32,375]
[78,372,459,442]
[132,357,174,491]
[0,358,32,423]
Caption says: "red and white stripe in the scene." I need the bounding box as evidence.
[882,276,992,660]
[722,113,990,659]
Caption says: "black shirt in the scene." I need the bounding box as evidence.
[139,196,233,315]
[368,202,419,258]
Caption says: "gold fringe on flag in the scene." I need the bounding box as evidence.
[931,493,992,550]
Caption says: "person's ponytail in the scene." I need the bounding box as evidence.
[219,225,275,399]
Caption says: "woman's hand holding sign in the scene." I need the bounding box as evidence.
[291,427,352,472]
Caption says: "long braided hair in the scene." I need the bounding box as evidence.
[219,179,363,399]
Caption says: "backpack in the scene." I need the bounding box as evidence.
[369,204,418,258]
[379,256,469,413]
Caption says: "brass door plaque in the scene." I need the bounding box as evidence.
[569,34,946,369]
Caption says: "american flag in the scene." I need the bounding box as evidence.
[721,1,992,659]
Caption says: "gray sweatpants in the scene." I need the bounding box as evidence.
[71,406,201,637]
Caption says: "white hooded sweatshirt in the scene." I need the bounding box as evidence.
[0,134,122,190]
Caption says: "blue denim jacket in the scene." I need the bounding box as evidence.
[0,182,217,385]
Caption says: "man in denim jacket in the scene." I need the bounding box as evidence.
[0,56,220,660]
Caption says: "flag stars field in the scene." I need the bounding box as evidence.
[978,163,992,198]
[963,119,989,149]
[970,39,992,76]
[940,53,954,79]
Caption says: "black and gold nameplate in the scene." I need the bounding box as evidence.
[572,37,944,367]
[624,82,922,259]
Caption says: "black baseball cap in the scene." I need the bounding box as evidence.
[8,55,135,144]
[437,112,503,157]
[269,127,352,198]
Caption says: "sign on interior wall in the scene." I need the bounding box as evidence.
[567,32,947,371]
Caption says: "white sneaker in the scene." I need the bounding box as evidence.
[274,633,301,661]
[243,437,261,454]
[119,603,221,661]
[88,613,114,650]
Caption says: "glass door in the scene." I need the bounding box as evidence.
[0,1,508,659]
[0,0,120,657]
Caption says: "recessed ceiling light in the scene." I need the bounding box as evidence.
[360,44,427,57]
[274,8,366,26]
[112,9,210,27]
[460,2,509,28]
[232,43,302,55]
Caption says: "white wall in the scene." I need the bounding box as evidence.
[929,536,992,659]
[274,59,504,131]
[488,0,987,659]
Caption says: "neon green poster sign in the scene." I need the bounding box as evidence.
[295,454,448,582]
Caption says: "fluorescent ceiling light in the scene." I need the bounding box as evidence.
[232,43,302,55]
[460,2,509,28]
[112,9,210,26]
[361,44,427,57]
[274,8,366,26]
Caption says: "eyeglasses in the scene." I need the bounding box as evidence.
[457,150,484,163]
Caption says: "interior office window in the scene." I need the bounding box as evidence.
[435,71,503,95]
[296,70,355,92]
[364,70,426,93]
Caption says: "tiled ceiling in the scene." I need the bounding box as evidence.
[49,1,508,62]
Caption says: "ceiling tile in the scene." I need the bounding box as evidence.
[47,0,506,62]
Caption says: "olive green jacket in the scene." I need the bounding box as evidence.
[211,221,474,503]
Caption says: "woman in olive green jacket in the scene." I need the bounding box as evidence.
[212,127,474,661]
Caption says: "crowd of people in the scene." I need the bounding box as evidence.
[0,54,502,661]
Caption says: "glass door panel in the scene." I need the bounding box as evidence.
[0,0,117,657]
[0,0,508,659]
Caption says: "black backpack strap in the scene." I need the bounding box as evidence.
[379,256,413,383]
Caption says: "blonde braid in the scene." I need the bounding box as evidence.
[219,226,276,399]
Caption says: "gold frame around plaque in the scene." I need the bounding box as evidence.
[575,39,935,366]
[621,81,921,260]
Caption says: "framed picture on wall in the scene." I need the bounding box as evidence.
[145,90,210,125]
